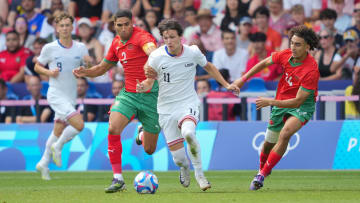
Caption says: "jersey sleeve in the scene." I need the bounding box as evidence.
[138,31,157,48]
[271,50,281,65]
[301,70,319,91]
[37,44,51,66]
[148,52,159,73]
[104,39,119,65]
[192,45,207,67]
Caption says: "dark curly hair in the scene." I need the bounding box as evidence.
[288,25,319,51]
[158,18,183,37]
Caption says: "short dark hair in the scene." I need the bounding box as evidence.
[6,30,19,37]
[218,68,230,85]
[185,6,197,14]
[221,29,236,39]
[253,6,270,19]
[0,79,6,89]
[320,8,337,20]
[158,18,183,37]
[55,12,74,24]
[289,25,319,50]
[250,32,267,42]
[114,9,132,21]
[34,37,48,45]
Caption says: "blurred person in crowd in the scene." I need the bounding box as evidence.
[0,31,32,83]
[0,18,6,52]
[170,0,189,28]
[24,38,49,82]
[16,76,52,123]
[39,0,67,39]
[135,17,151,33]
[0,0,8,26]
[252,6,282,53]
[34,13,89,180]
[213,29,249,81]
[319,8,344,49]
[346,3,360,41]
[236,16,252,50]
[145,9,161,42]
[132,0,170,20]
[99,18,115,55]
[268,0,292,36]
[14,16,36,50]
[7,0,41,27]
[192,9,223,53]
[345,65,360,119]
[327,0,354,16]
[109,80,124,98]
[314,28,341,80]
[69,0,103,19]
[0,79,17,123]
[284,0,321,21]
[220,0,245,31]
[183,6,200,44]
[17,0,45,36]
[76,77,98,122]
[99,79,125,122]
[245,32,282,81]
[330,30,360,80]
[290,4,311,28]
[331,0,352,34]
[78,17,104,64]
[101,0,132,24]
[196,79,211,121]
[280,20,299,50]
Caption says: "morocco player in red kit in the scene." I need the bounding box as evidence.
[73,9,160,193]
[233,25,320,190]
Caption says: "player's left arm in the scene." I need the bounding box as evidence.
[203,62,240,94]
[256,88,311,110]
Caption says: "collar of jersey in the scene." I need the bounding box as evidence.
[57,40,73,49]
[288,56,303,67]
[165,46,183,57]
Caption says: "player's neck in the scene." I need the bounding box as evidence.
[172,45,183,56]
[59,37,73,48]
[293,53,307,63]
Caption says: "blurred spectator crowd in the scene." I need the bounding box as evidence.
[1,0,360,122]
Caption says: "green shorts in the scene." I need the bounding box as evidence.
[111,88,161,134]
[267,107,314,132]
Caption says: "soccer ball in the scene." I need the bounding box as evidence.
[134,171,159,194]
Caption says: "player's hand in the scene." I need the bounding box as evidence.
[255,97,272,110]
[226,84,240,96]
[73,66,87,78]
[50,68,60,78]
[145,67,157,79]
[136,79,151,93]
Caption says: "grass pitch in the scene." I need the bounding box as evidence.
[0,170,359,203]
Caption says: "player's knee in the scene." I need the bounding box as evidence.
[75,121,84,132]
[108,123,120,135]
[279,128,293,142]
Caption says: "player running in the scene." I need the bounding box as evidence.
[72,9,160,193]
[136,19,240,191]
[233,25,320,190]
[34,12,90,180]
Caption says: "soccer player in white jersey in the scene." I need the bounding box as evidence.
[34,12,90,180]
[137,19,240,191]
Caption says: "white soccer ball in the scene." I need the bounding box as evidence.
[134,171,159,194]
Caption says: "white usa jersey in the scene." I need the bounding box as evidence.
[37,40,88,103]
[148,44,207,114]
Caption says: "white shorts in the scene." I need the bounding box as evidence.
[159,103,200,147]
[47,92,78,123]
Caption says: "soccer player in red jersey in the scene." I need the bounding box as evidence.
[73,9,160,193]
[233,25,320,190]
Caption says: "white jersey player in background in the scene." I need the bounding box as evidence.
[34,12,90,180]
[137,19,239,191]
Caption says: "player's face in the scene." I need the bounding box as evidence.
[290,35,309,59]
[6,33,20,52]
[56,18,73,39]
[114,17,133,41]
[162,29,182,54]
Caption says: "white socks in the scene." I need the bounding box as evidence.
[114,173,124,181]
[181,121,204,178]
[170,147,190,168]
[53,125,80,150]
[39,131,58,167]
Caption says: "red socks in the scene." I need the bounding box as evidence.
[108,134,122,173]
[260,150,282,177]
[259,151,269,170]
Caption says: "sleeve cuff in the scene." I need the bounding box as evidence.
[300,86,314,93]
[103,58,117,65]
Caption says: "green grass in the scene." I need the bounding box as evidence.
[0,170,359,203]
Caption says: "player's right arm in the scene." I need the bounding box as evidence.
[73,59,113,78]
[233,56,273,88]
